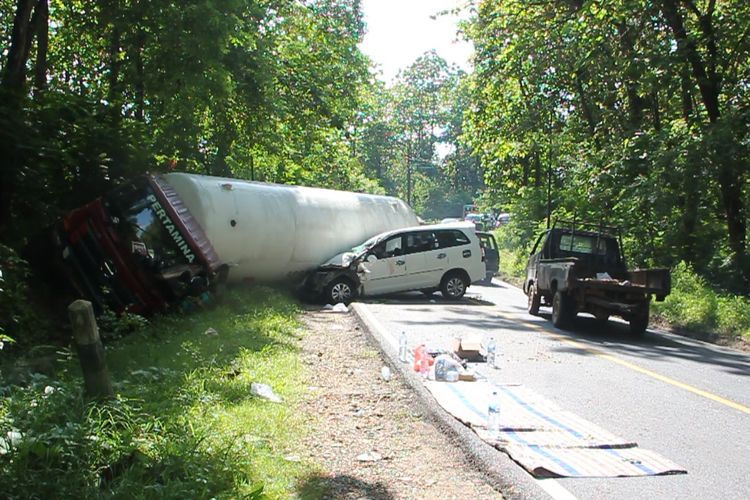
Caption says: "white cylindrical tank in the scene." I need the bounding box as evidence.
[163,173,419,283]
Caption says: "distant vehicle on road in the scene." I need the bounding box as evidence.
[464,213,485,231]
[306,222,486,303]
[524,221,670,335]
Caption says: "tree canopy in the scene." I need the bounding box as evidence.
[464,0,750,291]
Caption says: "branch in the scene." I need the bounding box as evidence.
[680,0,701,18]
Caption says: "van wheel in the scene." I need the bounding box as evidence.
[551,290,573,328]
[325,277,356,304]
[527,284,541,315]
[441,272,467,300]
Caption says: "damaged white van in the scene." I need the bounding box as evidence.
[305,222,486,304]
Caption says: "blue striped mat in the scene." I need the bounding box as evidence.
[423,381,687,478]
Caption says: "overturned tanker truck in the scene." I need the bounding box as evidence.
[53,173,419,314]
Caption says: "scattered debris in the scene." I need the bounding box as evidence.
[204,327,219,337]
[323,303,349,313]
[250,382,283,403]
[356,451,383,462]
[380,366,391,381]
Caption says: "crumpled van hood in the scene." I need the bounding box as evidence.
[321,251,356,268]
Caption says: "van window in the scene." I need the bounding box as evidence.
[376,236,403,258]
[435,230,470,248]
[405,231,437,254]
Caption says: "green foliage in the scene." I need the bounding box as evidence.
[97,307,149,342]
[0,244,48,350]
[0,286,314,497]
[464,0,750,293]
[653,262,750,339]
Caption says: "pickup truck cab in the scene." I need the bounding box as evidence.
[307,222,486,304]
[524,222,670,335]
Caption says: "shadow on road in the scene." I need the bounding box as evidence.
[534,311,750,378]
[297,473,394,500]
[362,292,750,378]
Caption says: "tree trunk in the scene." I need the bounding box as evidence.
[0,0,39,239]
[1,0,36,91]
[32,0,48,91]
[660,0,748,287]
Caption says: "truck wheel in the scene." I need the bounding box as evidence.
[551,291,573,328]
[325,277,356,304]
[527,284,541,315]
[441,272,467,300]
[629,306,649,336]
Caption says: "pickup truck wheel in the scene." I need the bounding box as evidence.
[325,277,356,304]
[527,284,541,315]
[629,307,649,336]
[441,272,467,300]
[551,291,573,328]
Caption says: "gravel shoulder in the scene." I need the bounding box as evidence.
[294,307,503,499]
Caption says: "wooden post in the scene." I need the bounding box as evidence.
[68,300,114,400]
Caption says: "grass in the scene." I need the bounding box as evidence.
[0,286,322,498]
[652,262,750,340]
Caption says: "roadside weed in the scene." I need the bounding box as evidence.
[0,286,313,498]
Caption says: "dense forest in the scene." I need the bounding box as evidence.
[1,0,749,346]
[465,0,750,292]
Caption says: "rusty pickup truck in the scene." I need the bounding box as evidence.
[524,221,670,335]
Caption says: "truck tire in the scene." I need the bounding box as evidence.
[325,277,356,304]
[527,284,541,316]
[441,271,468,300]
[551,290,573,328]
[629,305,650,336]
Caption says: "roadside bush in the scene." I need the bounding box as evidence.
[653,261,750,339]
[0,244,49,351]
[716,296,750,338]
[0,286,306,498]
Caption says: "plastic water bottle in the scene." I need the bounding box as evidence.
[491,340,500,370]
[487,390,501,435]
[486,338,496,367]
[398,331,408,363]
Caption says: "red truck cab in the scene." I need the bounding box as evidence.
[54,174,221,314]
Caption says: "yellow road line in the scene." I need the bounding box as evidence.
[497,308,750,417]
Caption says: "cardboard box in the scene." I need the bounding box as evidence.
[452,334,484,362]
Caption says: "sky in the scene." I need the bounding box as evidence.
[358,0,473,83]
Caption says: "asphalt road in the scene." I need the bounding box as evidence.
[357,279,750,500]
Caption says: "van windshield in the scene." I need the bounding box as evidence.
[350,233,389,255]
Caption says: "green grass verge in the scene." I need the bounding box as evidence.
[0,286,320,498]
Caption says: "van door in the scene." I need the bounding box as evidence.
[360,235,407,295]
[435,229,485,283]
[478,232,499,279]
[401,231,441,289]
